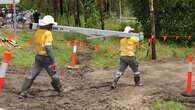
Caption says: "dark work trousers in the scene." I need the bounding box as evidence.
[115,56,140,78]
[26,55,59,82]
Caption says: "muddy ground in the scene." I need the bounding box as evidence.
[1,59,195,110]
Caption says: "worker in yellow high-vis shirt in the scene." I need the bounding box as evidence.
[20,15,63,97]
[111,26,143,89]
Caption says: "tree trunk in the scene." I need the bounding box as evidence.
[74,0,81,26]
[60,0,64,16]
[100,0,105,30]
[82,0,88,27]
[109,0,112,15]
[84,14,87,27]
[119,0,122,22]
[64,0,70,25]
[103,0,109,14]
[52,0,59,20]
[149,0,157,60]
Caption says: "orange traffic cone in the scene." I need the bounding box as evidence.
[66,40,71,47]
[0,78,4,92]
[107,45,113,53]
[67,40,79,69]
[80,41,85,49]
[7,36,13,41]
[94,44,100,52]
[27,38,33,46]
[0,50,12,92]
[181,54,195,97]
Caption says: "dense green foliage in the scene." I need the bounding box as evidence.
[2,0,195,37]
[131,0,195,37]
[17,0,135,29]
[19,0,195,37]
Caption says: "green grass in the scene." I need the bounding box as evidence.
[136,40,195,60]
[88,38,195,67]
[0,30,90,67]
[152,100,195,110]
[88,37,120,67]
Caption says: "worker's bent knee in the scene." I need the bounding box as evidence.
[51,74,59,79]
[26,75,35,80]
[115,70,123,78]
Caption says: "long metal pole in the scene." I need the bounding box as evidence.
[31,23,144,40]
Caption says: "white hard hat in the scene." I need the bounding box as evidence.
[39,15,57,26]
[123,26,134,33]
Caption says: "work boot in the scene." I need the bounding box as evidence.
[19,91,34,98]
[111,81,117,89]
[110,77,120,89]
[134,75,143,86]
[57,88,64,97]
[19,78,33,98]
[51,77,63,96]
[19,91,28,98]
[135,81,143,86]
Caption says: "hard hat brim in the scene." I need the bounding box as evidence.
[38,19,57,26]
[129,28,134,31]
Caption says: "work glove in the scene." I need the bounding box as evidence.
[50,63,57,73]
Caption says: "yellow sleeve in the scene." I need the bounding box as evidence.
[119,39,122,51]
[120,38,126,51]
[44,31,53,46]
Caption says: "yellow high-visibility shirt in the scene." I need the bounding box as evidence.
[34,29,53,56]
[120,37,138,57]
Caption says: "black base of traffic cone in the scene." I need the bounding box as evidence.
[180,90,195,97]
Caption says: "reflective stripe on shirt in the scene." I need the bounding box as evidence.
[37,51,47,56]
[44,42,52,46]
[120,45,133,49]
